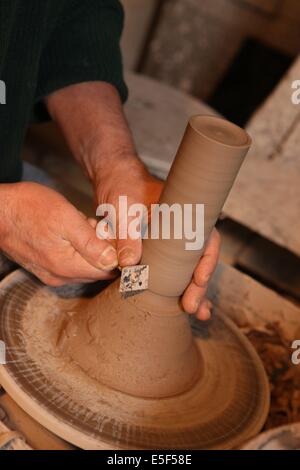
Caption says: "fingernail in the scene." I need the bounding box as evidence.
[200,273,211,286]
[118,247,137,266]
[99,246,118,270]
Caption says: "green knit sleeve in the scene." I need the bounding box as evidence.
[34,0,128,116]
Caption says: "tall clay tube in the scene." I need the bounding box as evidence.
[142,115,251,297]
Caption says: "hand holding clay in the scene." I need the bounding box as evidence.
[95,166,220,320]
[46,83,221,318]
[95,165,161,264]
[182,227,221,320]
[0,182,118,286]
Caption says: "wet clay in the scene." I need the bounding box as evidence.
[57,282,200,398]
[58,115,251,399]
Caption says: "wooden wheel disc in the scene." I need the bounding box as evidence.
[0,270,269,449]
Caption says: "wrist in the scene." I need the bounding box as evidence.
[87,143,148,189]
[46,81,146,187]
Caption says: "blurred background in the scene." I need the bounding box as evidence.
[121,0,300,125]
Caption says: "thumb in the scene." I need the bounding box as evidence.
[66,213,118,271]
[117,237,142,267]
[117,210,143,267]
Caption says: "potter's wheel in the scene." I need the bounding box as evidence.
[0,270,269,449]
[241,423,300,450]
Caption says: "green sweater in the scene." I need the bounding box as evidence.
[0,0,127,183]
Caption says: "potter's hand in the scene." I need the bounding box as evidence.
[96,170,220,321]
[96,164,163,266]
[182,228,221,321]
[0,182,118,286]
[45,82,162,265]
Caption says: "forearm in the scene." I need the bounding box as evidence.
[0,183,18,243]
[45,81,147,189]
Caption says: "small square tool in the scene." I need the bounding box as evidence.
[119,265,149,298]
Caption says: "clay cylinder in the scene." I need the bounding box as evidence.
[142,115,251,297]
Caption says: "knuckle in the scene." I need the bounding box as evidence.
[82,234,97,255]
[193,270,208,287]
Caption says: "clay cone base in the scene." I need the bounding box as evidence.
[57,279,201,399]
[0,271,270,450]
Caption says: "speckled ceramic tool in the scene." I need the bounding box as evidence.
[119,265,149,298]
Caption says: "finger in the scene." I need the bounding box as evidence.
[193,228,221,287]
[22,263,66,287]
[50,275,116,285]
[181,280,208,314]
[196,298,213,321]
[52,250,118,281]
[66,212,118,271]
[31,232,118,281]
[96,220,117,248]
[117,237,142,267]
[38,272,115,287]
[117,213,143,266]
[34,271,71,288]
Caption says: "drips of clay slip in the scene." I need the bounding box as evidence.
[58,115,251,399]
